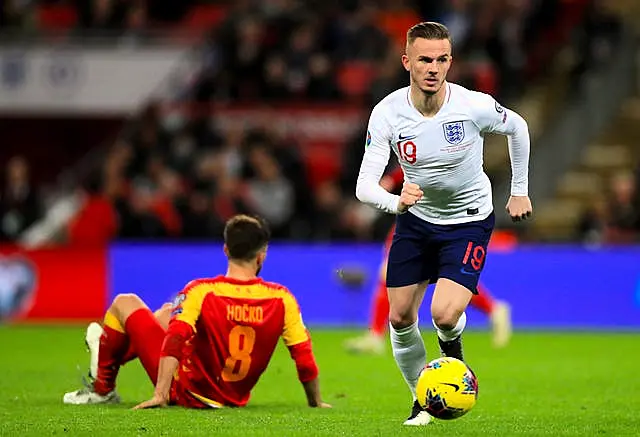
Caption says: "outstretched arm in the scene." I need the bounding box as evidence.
[288,340,330,408]
[281,292,331,407]
[133,320,191,409]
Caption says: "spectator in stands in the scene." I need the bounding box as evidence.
[211,176,250,229]
[76,0,127,32]
[310,180,356,240]
[569,0,622,96]
[117,182,169,239]
[578,172,640,244]
[177,187,220,239]
[334,4,388,62]
[67,174,118,246]
[262,54,293,101]
[0,157,40,242]
[5,0,606,245]
[576,196,609,245]
[243,146,294,238]
[306,53,342,101]
[606,172,640,242]
[0,0,35,29]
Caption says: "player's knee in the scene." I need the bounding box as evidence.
[154,303,173,329]
[432,308,463,331]
[112,293,144,312]
[153,303,172,318]
[389,309,417,330]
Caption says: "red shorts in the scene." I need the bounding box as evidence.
[124,308,224,408]
[124,308,165,384]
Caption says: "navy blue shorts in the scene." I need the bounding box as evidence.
[386,211,495,294]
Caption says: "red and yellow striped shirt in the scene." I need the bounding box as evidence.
[163,275,317,408]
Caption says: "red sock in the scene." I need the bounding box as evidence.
[470,284,496,315]
[94,325,129,395]
[370,279,389,336]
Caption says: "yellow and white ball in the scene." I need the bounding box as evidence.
[416,357,478,420]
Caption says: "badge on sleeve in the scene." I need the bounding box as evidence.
[171,293,186,316]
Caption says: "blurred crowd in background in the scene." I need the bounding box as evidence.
[0,0,638,244]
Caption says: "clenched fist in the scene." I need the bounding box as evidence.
[398,182,423,213]
[506,195,533,222]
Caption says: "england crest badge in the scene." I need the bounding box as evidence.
[443,121,465,145]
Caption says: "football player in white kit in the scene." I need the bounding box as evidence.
[355,22,532,426]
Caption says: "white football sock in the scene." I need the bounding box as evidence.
[390,320,426,400]
[433,312,467,342]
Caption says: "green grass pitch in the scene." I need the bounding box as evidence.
[1,326,639,436]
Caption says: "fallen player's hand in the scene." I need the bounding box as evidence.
[132,394,168,410]
[398,182,423,213]
[506,195,533,222]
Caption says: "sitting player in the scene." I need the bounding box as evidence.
[344,168,511,355]
[63,214,331,409]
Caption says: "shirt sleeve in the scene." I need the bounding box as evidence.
[171,280,210,331]
[281,291,310,347]
[355,103,402,214]
[161,282,208,359]
[474,94,530,196]
[281,290,319,382]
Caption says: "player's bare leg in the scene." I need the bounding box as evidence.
[490,301,511,347]
[431,278,472,361]
[470,286,512,348]
[63,294,152,404]
[388,280,432,426]
[344,262,388,355]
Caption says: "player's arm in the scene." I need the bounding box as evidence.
[134,284,204,409]
[355,104,403,214]
[476,95,533,221]
[281,292,330,408]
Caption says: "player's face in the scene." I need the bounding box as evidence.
[402,38,452,95]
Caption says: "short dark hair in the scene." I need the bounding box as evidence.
[223,215,270,261]
[406,21,451,46]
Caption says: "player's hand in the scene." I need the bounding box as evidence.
[132,394,168,410]
[398,182,423,213]
[505,195,533,222]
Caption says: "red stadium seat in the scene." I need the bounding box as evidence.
[303,143,342,189]
[337,62,375,99]
[182,5,227,31]
[37,5,77,30]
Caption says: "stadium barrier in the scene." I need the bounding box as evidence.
[2,243,639,329]
[0,246,107,322]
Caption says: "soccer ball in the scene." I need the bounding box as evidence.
[415,357,478,420]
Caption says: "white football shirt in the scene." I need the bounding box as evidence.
[356,82,530,224]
